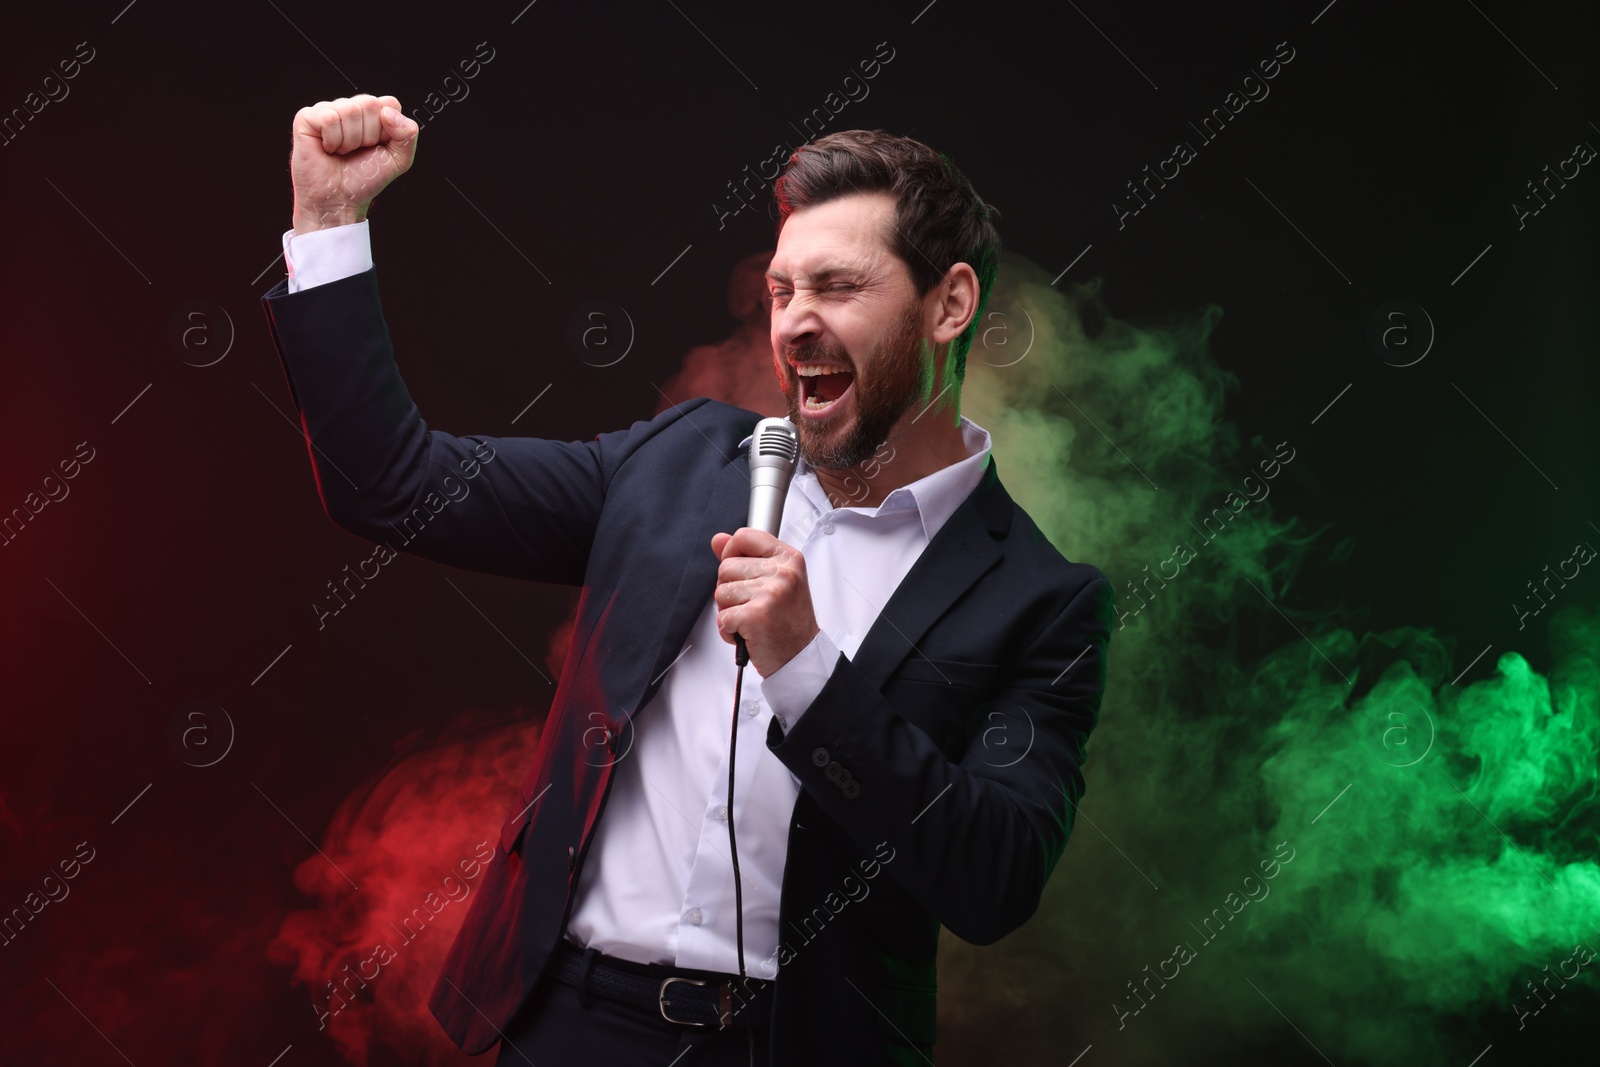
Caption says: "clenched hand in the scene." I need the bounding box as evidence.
[710,528,821,677]
[290,93,419,235]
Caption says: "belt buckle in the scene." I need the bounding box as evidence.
[658,975,713,1028]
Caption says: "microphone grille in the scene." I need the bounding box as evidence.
[755,418,799,463]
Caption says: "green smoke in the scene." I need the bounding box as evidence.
[933,251,1599,1064]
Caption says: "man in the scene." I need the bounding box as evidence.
[262,93,1114,1066]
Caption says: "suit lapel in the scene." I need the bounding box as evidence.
[848,456,1009,691]
[639,454,751,706]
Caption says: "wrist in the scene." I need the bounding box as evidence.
[292,202,366,235]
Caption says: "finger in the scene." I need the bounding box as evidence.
[711,532,733,557]
[312,104,342,154]
[325,98,356,153]
[291,103,327,149]
[379,104,420,164]
[714,577,756,607]
[717,556,758,584]
[360,96,381,147]
[379,104,413,140]
[337,98,368,153]
[377,94,401,127]
[725,526,783,559]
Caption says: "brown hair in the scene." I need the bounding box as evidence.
[772,129,1001,383]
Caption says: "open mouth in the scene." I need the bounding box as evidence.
[795,363,856,417]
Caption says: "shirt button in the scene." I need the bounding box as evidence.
[821,520,835,534]
[687,907,703,926]
[743,699,761,718]
[713,804,729,822]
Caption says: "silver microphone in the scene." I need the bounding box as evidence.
[745,417,799,535]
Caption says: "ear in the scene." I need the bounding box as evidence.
[928,262,980,347]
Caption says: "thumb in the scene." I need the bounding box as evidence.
[711,532,732,557]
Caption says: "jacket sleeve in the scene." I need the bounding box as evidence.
[260,265,702,585]
[765,573,1115,945]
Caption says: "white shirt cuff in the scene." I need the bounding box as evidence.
[760,629,841,732]
[281,220,373,294]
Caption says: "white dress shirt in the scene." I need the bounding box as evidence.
[279,222,993,978]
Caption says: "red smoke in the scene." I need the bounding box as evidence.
[656,249,783,416]
[267,709,542,1065]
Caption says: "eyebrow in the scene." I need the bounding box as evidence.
[764,265,862,284]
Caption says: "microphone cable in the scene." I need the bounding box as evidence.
[729,632,755,1067]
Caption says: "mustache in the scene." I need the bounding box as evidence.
[783,344,855,370]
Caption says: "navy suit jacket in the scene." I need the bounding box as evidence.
[261,265,1115,1065]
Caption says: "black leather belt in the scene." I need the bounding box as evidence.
[549,939,773,1031]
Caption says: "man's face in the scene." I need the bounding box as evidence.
[766,191,930,471]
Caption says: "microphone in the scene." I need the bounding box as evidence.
[725,416,797,1043]
[745,417,799,536]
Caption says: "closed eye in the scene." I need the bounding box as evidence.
[769,283,857,303]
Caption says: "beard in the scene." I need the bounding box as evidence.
[778,295,927,471]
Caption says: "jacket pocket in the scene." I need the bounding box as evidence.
[894,656,998,691]
[498,802,533,856]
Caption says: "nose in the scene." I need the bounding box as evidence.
[773,296,821,355]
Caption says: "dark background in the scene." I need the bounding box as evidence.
[0,1,1594,1064]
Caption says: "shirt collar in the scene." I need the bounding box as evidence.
[737,415,993,544]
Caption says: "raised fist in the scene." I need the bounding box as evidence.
[289,93,419,234]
